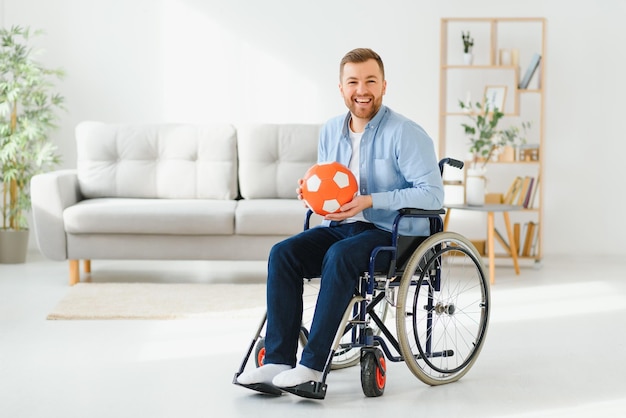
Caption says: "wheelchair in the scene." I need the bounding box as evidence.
[233,158,490,399]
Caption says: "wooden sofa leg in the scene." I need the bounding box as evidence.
[83,259,91,273]
[69,260,80,286]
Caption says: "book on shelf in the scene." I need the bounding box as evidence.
[521,221,539,257]
[519,53,542,89]
[503,176,523,204]
[522,177,535,207]
[516,176,532,206]
[504,175,539,208]
[514,222,521,253]
[530,223,540,255]
[528,175,540,208]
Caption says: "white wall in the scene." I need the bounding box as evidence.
[2,0,626,256]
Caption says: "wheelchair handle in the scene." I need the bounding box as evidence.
[438,158,464,174]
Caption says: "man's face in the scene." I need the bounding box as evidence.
[339,59,387,123]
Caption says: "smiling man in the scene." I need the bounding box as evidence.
[236,48,444,397]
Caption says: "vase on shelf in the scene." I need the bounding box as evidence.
[465,167,486,206]
[463,53,473,65]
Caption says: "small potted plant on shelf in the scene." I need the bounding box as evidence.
[0,25,65,263]
[458,99,531,205]
[499,122,531,162]
[462,31,474,65]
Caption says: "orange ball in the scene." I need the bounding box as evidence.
[301,162,358,215]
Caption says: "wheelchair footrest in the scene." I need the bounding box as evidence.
[232,374,284,396]
[280,381,327,400]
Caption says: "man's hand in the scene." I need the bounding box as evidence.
[324,195,373,221]
[296,179,308,208]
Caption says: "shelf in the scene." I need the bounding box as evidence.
[439,17,546,262]
[442,65,520,70]
[491,254,541,260]
[443,112,522,117]
[477,161,540,165]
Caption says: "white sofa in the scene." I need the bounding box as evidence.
[31,121,323,285]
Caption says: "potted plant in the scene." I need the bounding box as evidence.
[458,99,505,169]
[462,31,474,64]
[499,122,531,161]
[0,25,64,263]
[458,99,530,205]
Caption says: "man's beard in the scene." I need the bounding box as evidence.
[347,96,382,121]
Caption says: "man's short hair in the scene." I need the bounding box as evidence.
[339,48,385,81]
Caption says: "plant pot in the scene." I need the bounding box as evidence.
[463,53,473,65]
[0,229,29,263]
[466,167,486,206]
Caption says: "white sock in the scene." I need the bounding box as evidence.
[272,364,323,388]
[237,364,292,385]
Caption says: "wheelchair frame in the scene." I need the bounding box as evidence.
[233,158,490,399]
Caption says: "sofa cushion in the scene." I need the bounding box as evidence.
[237,124,320,199]
[64,198,236,235]
[235,199,323,235]
[76,122,238,199]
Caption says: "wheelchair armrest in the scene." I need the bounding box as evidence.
[391,208,445,248]
[399,208,446,216]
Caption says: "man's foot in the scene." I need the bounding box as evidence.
[272,364,323,388]
[236,364,292,385]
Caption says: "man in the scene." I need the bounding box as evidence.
[237,48,443,393]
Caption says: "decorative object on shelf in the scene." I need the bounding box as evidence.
[497,145,515,162]
[518,143,540,161]
[462,31,474,64]
[519,53,542,89]
[498,49,511,66]
[498,48,520,67]
[510,48,519,66]
[466,166,487,206]
[0,25,65,263]
[484,85,507,112]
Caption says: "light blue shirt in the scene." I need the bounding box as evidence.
[318,105,444,236]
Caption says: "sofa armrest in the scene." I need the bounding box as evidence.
[31,170,82,261]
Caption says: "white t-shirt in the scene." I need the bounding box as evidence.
[347,128,368,223]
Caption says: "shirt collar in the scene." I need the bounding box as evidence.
[341,105,389,137]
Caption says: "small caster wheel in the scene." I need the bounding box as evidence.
[254,338,266,367]
[361,348,386,397]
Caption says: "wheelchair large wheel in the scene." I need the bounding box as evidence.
[395,231,490,386]
[302,280,388,370]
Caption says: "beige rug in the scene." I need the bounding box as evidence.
[47,282,267,320]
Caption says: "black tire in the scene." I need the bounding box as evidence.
[360,349,386,397]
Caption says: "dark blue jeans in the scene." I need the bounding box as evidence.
[264,221,392,372]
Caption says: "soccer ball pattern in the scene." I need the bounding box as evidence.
[301,161,358,216]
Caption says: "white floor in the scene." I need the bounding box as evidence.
[1,252,626,418]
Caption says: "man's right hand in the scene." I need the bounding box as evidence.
[296,179,308,208]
